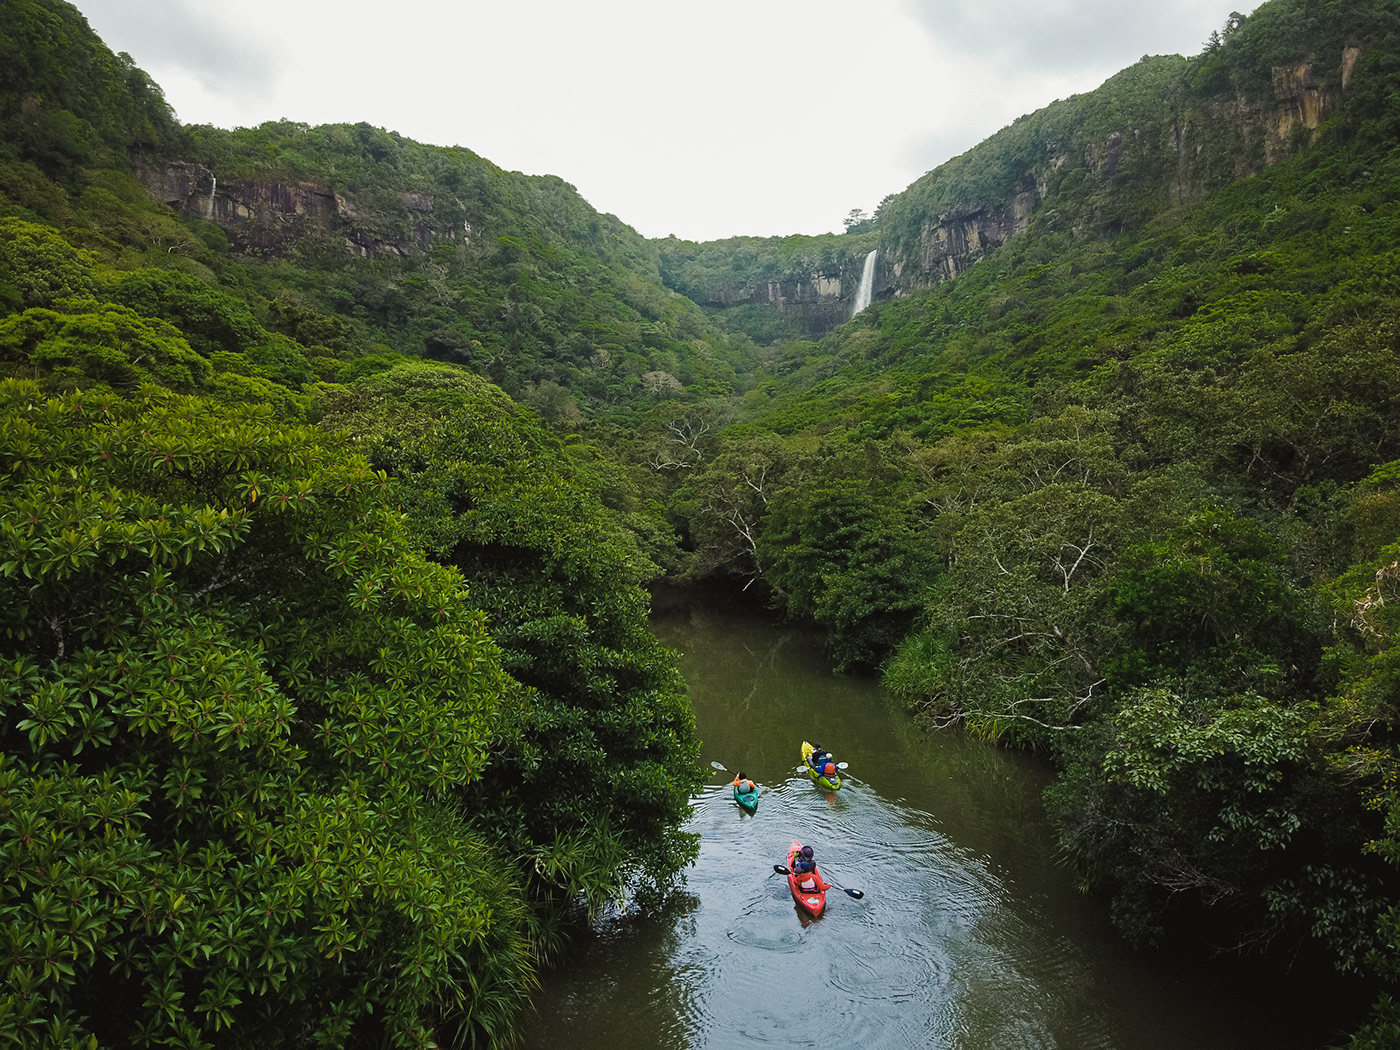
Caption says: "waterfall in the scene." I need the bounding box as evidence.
[205,175,217,219]
[851,249,877,317]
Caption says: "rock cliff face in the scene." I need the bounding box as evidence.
[136,160,466,258]
[875,47,1358,304]
[1267,47,1360,160]
[695,267,857,335]
[886,185,1040,292]
[654,234,881,341]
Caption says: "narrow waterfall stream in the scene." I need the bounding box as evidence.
[852,248,878,316]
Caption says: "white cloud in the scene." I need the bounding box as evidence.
[77,0,281,104]
[898,0,1247,71]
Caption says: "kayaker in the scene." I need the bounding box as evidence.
[792,845,830,893]
[732,772,756,795]
[792,845,815,874]
[810,743,830,770]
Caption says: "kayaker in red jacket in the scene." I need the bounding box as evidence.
[809,745,839,780]
[792,845,831,892]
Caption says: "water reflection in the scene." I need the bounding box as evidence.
[522,602,1343,1050]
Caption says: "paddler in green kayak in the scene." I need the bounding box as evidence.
[732,771,759,813]
[808,743,839,784]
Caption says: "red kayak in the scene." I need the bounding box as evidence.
[786,840,829,918]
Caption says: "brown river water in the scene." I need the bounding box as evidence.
[522,599,1363,1049]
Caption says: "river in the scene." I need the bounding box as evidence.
[522,600,1360,1049]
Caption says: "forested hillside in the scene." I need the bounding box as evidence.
[163,120,759,425]
[664,0,1387,347]
[0,2,704,1047]
[2,0,762,432]
[654,1,1400,1044]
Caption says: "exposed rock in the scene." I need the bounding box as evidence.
[133,159,465,260]
[700,270,843,308]
[1342,46,1362,89]
[142,160,215,214]
[1090,132,1125,177]
[691,258,876,338]
[1268,62,1332,163]
[915,186,1040,285]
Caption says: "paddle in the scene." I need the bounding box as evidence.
[772,864,865,899]
[835,762,864,784]
[824,874,866,899]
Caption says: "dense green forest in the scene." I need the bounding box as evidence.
[172,119,759,425]
[7,0,1400,1045]
[664,3,1400,1046]
[0,2,708,1047]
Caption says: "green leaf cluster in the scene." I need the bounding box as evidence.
[323,360,702,917]
[0,380,548,1047]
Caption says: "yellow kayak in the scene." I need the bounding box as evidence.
[801,740,841,790]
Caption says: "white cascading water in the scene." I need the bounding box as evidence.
[851,248,877,317]
[205,175,217,219]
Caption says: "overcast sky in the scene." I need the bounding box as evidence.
[75,0,1259,242]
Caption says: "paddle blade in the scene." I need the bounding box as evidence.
[773,864,790,875]
[710,760,728,771]
[843,888,865,899]
[837,761,849,769]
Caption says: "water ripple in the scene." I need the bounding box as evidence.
[525,610,1330,1050]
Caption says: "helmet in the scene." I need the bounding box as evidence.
[800,845,813,860]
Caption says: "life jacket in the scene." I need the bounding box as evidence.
[823,762,836,777]
[799,875,817,891]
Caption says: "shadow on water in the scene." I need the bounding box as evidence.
[522,598,1369,1050]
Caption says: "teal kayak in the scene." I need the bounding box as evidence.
[733,783,759,813]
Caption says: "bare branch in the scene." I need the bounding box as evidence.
[1053,527,1097,593]
[47,614,65,661]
